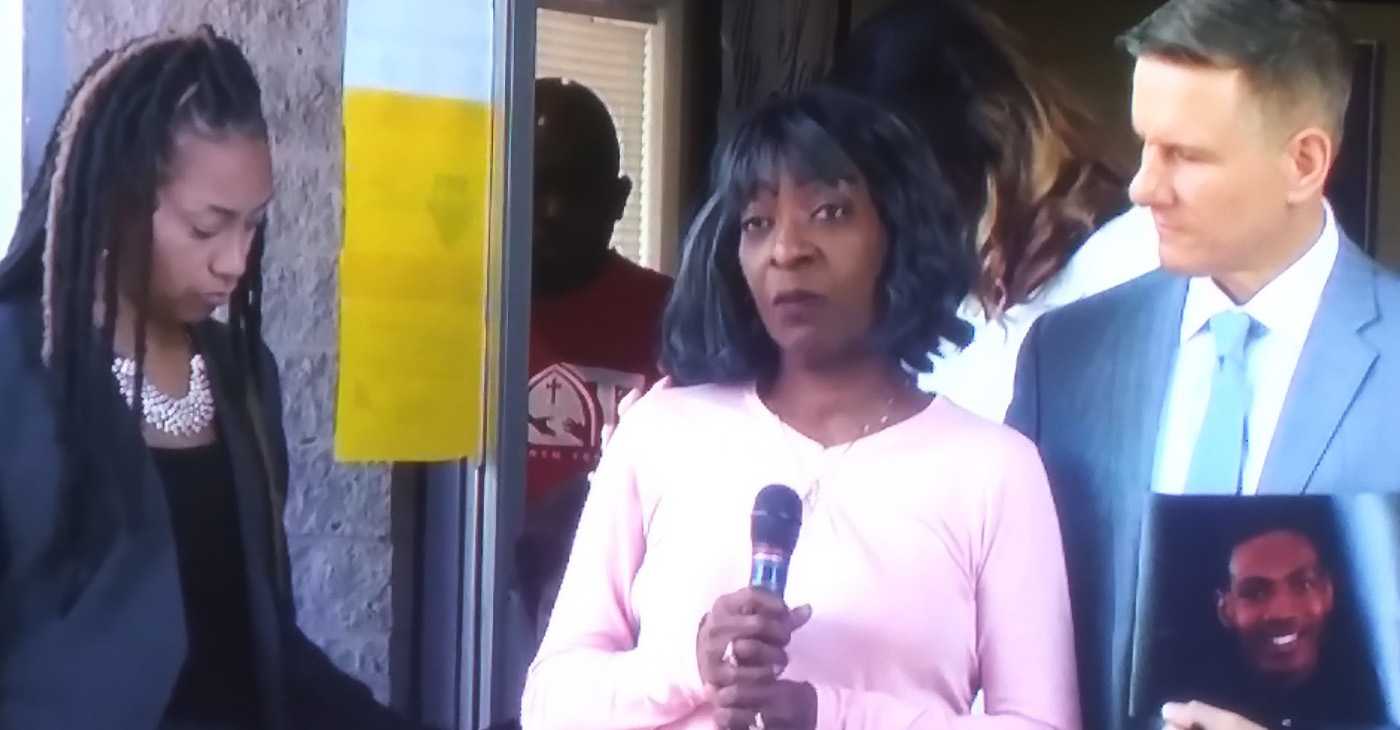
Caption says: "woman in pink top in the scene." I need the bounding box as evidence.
[521,86,1079,730]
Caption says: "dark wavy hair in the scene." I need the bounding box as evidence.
[828,0,1130,312]
[0,27,269,600]
[659,85,976,387]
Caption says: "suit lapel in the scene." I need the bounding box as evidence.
[1107,272,1187,724]
[193,323,289,730]
[1258,240,1379,494]
[1122,274,1187,498]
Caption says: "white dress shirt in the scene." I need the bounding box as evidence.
[1153,205,1340,495]
[919,206,1161,421]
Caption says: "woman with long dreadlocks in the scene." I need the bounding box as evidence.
[0,27,427,730]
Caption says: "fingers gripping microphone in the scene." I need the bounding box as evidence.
[750,484,803,598]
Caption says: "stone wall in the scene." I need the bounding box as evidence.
[65,0,395,700]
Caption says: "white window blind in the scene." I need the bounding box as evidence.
[536,8,657,268]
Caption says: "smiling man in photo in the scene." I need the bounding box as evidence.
[1186,522,1387,729]
[1218,528,1334,690]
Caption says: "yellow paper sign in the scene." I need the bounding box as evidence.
[336,0,495,461]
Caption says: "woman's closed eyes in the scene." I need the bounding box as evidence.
[189,214,265,241]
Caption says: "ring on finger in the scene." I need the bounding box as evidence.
[722,640,737,666]
[750,711,766,730]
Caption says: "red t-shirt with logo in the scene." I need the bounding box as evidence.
[526,253,671,508]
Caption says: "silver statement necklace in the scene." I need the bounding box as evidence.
[111,354,216,437]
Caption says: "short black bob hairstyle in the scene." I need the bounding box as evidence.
[658,85,976,387]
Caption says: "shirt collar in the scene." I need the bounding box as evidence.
[1180,201,1340,343]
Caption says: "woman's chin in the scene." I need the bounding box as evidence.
[176,302,223,324]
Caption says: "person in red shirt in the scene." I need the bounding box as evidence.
[526,78,671,509]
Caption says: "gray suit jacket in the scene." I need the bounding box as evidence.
[1005,237,1400,730]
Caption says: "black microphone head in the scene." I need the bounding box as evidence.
[751,484,803,554]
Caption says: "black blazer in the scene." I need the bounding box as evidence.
[0,300,423,730]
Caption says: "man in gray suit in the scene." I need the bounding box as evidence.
[1005,2,1400,730]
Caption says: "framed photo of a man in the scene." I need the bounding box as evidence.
[1129,495,1394,729]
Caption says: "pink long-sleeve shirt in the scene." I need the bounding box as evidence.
[521,384,1079,730]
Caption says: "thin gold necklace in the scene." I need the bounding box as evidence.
[773,393,899,513]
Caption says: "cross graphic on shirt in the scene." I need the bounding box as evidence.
[546,377,563,404]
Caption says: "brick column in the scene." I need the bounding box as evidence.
[64,0,395,700]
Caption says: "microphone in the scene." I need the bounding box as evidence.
[750,484,803,598]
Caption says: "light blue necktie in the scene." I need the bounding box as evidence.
[1183,311,1256,495]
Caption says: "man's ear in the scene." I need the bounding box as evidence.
[1281,124,1335,205]
[1319,573,1336,613]
[1216,590,1232,629]
[611,175,633,223]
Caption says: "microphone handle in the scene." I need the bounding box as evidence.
[750,549,789,597]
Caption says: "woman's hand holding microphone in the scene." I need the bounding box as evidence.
[623,377,816,728]
[697,587,817,730]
